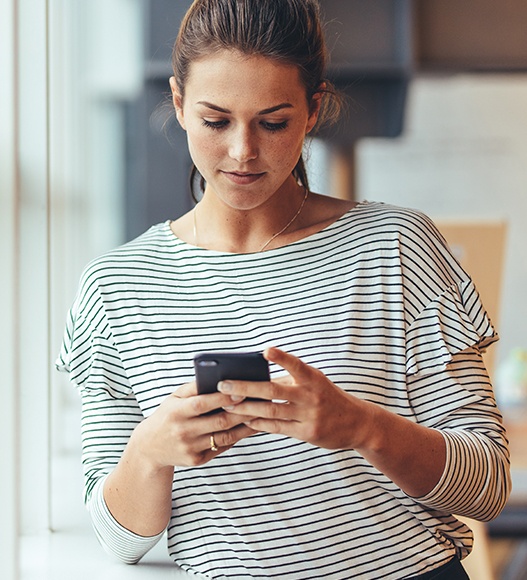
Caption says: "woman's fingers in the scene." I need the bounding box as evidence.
[217,348,315,409]
[264,347,312,383]
[204,423,258,454]
[167,349,355,459]
[142,384,259,467]
[174,381,197,397]
[173,384,247,418]
[218,348,367,450]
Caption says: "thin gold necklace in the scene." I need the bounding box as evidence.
[193,187,309,253]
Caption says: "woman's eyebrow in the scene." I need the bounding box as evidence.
[258,103,294,115]
[196,101,294,115]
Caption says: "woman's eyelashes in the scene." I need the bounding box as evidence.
[202,119,229,130]
[261,120,288,132]
[201,119,289,132]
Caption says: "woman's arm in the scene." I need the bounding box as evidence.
[79,389,163,564]
[102,432,174,538]
[407,348,510,520]
[80,382,256,563]
[222,347,510,517]
[101,383,257,538]
[221,347,445,496]
[350,398,446,498]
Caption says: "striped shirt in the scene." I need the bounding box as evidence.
[57,201,510,579]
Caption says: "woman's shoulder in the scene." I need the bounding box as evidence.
[307,192,355,219]
[346,200,443,238]
[309,196,441,237]
[298,193,356,236]
[354,201,468,278]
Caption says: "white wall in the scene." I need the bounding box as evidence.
[356,74,527,368]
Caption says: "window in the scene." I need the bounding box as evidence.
[1,1,141,576]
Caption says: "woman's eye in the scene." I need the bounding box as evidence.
[261,120,288,132]
[202,119,229,130]
[201,119,288,132]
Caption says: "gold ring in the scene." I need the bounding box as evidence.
[210,434,218,451]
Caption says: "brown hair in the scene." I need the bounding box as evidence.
[172,0,340,199]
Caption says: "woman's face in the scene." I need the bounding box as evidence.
[171,50,321,211]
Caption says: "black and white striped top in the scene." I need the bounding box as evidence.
[57,202,510,579]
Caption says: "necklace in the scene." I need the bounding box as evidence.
[193,187,309,252]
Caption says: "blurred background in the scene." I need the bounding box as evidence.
[2,1,526,578]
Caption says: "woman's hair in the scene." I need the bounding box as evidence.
[172,0,340,200]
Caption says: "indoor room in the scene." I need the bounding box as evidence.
[2,1,526,578]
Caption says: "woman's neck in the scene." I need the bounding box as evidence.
[193,182,309,253]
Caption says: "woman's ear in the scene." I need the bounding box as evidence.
[306,82,326,134]
[169,76,186,130]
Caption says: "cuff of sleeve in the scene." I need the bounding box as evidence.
[88,475,165,564]
[412,429,510,521]
[413,430,453,509]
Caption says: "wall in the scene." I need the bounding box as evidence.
[356,74,527,369]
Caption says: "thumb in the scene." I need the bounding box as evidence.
[263,347,312,383]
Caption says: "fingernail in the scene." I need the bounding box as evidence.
[218,380,233,393]
[223,405,235,412]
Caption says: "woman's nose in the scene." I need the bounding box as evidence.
[228,126,258,162]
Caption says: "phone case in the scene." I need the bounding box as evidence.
[194,351,270,394]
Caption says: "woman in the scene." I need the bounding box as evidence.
[57,0,510,578]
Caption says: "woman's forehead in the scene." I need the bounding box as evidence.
[184,50,306,108]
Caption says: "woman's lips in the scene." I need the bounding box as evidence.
[222,171,265,185]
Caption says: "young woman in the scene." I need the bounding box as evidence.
[57,1,510,578]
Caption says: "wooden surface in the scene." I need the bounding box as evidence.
[435,220,507,376]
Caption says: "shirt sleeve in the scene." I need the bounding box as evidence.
[396,213,510,519]
[57,300,166,563]
[89,472,165,564]
[405,278,498,377]
[409,347,511,521]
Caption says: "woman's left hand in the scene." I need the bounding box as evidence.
[220,347,373,450]
[222,347,447,497]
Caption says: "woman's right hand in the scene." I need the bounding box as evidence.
[131,381,258,469]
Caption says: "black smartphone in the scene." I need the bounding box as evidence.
[194,351,270,395]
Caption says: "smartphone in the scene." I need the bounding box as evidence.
[194,351,270,395]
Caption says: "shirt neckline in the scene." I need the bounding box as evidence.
[165,200,372,256]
